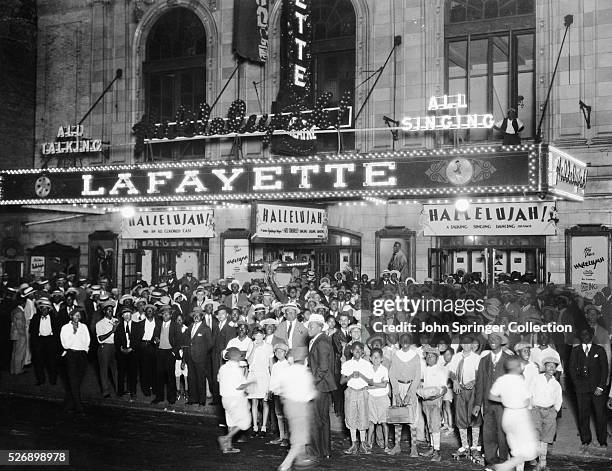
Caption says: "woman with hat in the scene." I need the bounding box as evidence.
[246,326,274,437]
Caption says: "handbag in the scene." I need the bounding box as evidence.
[386,405,415,424]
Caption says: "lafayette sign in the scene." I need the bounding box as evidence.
[0,146,538,205]
[253,203,327,239]
[121,210,215,239]
[423,202,556,236]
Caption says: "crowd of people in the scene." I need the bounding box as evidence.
[3,266,612,470]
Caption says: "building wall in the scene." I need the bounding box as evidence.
[0,1,36,169]
[3,0,611,287]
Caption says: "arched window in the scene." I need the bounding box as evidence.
[312,0,356,151]
[445,0,535,142]
[144,8,206,160]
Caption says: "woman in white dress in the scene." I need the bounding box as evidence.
[246,327,274,437]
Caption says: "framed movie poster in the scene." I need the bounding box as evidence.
[375,227,416,281]
[89,231,118,288]
[221,229,251,278]
[566,226,612,298]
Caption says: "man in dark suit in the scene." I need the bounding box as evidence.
[29,298,61,385]
[331,312,352,414]
[184,306,214,405]
[474,332,513,467]
[133,305,159,397]
[152,305,182,404]
[58,290,82,327]
[213,305,236,421]
[223,280,250,311]
[273,302,309,361]
[569,327,609,451]
[306,313,337,462]
[166,270,179,295]
[178,271,198,297]
[114,307,139,400]
[202,300,219,404]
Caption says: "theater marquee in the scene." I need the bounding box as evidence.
[0,145,542,205]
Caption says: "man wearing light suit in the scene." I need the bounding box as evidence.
[222,280,251,312]
[273,302,309,362]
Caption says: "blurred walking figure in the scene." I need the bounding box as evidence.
[488,357,538,471]
[276,351,317,471]
[217,347,253,454]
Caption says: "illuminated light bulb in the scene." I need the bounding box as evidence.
[455,198,470,212]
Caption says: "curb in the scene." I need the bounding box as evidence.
[2,390,611,461]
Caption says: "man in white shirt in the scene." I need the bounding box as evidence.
[60,307,90,414]
[95,301,118,398]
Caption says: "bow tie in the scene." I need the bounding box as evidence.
[41,314,48,318]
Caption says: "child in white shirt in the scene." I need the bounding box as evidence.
[341,341,374,455]
[367,348,390,452]
[418,346,448,462]
[268,343,290,447]
[530,353,563,471]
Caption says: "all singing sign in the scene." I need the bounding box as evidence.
[121,210,215,239]
[254,203,328,239]
[423,202,556,236]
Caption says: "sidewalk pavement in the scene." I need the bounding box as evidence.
[1,363,611,461]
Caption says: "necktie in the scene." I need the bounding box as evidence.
[206,315,211,329]
[457,356,465,385]
[234,294,238,306]
[584,345,590,356]
[126,322,131,348]
[126,322,130,335]
[287,320,293,340]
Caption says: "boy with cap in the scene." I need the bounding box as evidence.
[268,342,290,447]
[418,346,449,461]
[217,347,254,453]
[530,352,562,471]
